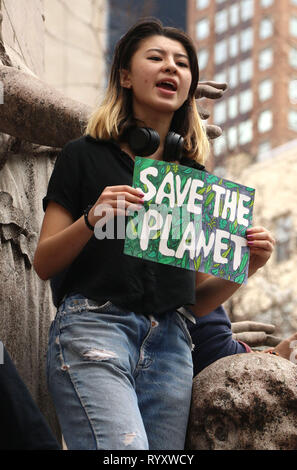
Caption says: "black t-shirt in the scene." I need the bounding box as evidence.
[43,135,205,315]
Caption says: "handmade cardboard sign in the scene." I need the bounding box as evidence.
[124,157,255,284]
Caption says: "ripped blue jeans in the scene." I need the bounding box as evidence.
[47,293,194,450]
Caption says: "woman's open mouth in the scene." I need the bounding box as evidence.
[156,80,177,94]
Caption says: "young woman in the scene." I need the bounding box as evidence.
[34,19,275,450]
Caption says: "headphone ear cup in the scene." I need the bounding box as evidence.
[163,132,184,162]
[128,127,160,157]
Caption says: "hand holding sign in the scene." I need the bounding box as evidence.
[88,185,144,230]
[124,157,258,284]
[246,226,275,276]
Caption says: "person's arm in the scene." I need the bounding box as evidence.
[33,186,144,281]
[190,226,275,317]
[33,201,93,281]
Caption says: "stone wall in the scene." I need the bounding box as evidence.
[0,0,107,439]
[1,0,44,76]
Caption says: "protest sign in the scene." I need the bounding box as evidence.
[124,157,255,284]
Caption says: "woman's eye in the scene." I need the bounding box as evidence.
[177,62,189,68]
[148,56,162,61]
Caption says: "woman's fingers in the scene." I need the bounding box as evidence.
[247,226,276,274]
[102,192,144,205]
[92,185,146,223]
[248,239,275,251]
[99,186,145,206]
[107,185,144,197]
[246,227,275,246]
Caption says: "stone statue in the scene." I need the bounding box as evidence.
[0,7,287,442]
[0,9,89,434]
[186,351,297,450]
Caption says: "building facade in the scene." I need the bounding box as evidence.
[44,0,107,107]
[223,139,297,338]
[188,0,297,171]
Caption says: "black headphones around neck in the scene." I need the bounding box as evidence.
[127,127,184,162]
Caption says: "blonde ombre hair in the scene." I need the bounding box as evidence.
[85,18,209,165]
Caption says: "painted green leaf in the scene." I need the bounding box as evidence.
[205,254,212,273]
[182,255,188,269]
[225,181,239,189]
[194,255,201,271]
[205,192,215,206]
[230,221,238,234]
[152,230,161,240]
[219,198,224,216]
[210,220,216,229]
[207,175,219,184]
[234,273,246,284]
[229,247,234,261]
[219,219,227,229]
[222,246,231,258]
[148,217,156,227]
[239,252,249,273]
[162,256,175,264]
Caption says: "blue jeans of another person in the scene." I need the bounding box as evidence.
[47,293,194,450]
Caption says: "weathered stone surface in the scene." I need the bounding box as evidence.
[0,141,61,436]
[186,353,297,450]
[0,0,106,444]
[1,0,44,77]
[0,64,90,148]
